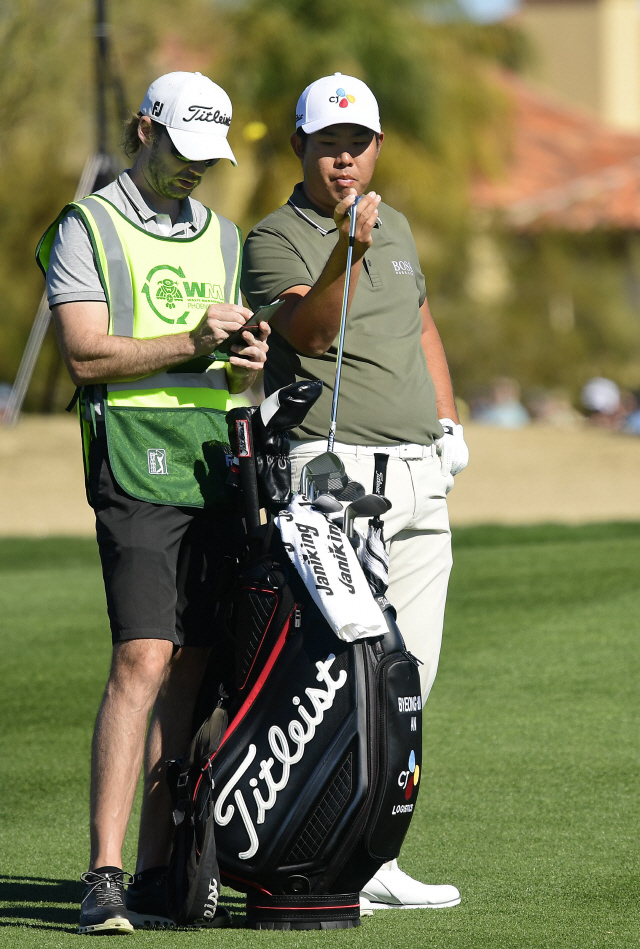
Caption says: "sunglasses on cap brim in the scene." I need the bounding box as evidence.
[164,128,220,167]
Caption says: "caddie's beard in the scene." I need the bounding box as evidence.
[147,138,198,200]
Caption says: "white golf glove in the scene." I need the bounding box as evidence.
[435,418,469,477]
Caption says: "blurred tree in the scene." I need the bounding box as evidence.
[3,0,640,412]
[0,0,206,410]
[203,0,511,233]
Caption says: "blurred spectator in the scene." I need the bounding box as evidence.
[622,391,640,435]
[0,382,12,415]
[472,377,530,428]
[580,377,625,429]
[525,387,583,428]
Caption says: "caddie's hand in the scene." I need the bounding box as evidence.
[190,303,253,356]
[435,418,469,478]
[334,189,381,254]
[228,321,270,372]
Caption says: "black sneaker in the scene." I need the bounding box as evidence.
[125,867,175,930]
[78,867,134,935]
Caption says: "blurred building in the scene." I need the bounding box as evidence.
[519,0,640,131]
[473,72,640,230]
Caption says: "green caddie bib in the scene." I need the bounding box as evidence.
[37,194,245,507]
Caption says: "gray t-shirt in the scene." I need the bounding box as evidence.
[242,183,442,446]
[46,171,210,306]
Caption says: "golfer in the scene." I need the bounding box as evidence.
[37,72,269,934]
[242,73,467,911]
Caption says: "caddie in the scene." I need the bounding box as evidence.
[37,71,269,935]
[242,73,468,912]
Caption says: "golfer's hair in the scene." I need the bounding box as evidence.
[295,127,380,152]
[122,112,163,157]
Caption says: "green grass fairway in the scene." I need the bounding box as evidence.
[1,525,639,947]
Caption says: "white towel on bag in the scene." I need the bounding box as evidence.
[274,495,386,642]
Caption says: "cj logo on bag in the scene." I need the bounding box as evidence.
[142,264,224,325]
[394,749,420,813]
[148,448,168,475]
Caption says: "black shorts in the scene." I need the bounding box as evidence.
[89,437,240,648]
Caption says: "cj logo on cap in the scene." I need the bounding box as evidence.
[329,86,356,109]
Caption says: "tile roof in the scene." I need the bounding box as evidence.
[473,72,640,230]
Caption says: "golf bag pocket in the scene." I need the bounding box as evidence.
[366,652,423,861]
[166,707,228,925]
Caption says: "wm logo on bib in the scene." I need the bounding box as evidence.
[142,264,224,325]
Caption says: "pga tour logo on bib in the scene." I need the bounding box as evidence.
[142,264,224,325]
[147,449,168,475]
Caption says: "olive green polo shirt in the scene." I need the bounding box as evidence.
[242,182,442,446]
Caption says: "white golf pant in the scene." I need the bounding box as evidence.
[290,443,454,703]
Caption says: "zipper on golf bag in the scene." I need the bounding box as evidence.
[166,707,228,925]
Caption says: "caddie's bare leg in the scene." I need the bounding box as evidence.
[135,645,212,872]
[90,638,174,871]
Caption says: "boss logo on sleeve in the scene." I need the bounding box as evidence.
[391,260,414,275]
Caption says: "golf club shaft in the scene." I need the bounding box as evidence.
[328,196,361,452]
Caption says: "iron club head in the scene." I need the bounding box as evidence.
[343,494,391,538]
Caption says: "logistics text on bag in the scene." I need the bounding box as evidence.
[213,655,348,860]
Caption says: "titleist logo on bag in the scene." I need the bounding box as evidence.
[213,655,347,860]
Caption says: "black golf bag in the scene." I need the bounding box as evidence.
[168,383,423,930]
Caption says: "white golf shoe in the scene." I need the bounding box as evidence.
[360,859,461,910]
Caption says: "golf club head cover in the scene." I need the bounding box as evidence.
[257,380,324,434]
[249,381,324,509]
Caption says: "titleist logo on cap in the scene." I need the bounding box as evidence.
[183,105,231,126]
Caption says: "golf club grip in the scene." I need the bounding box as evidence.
[348,194,360,243]
[234,413,261,531]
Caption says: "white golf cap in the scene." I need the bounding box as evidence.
[295,73,381,135]
[140,71,237,165]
